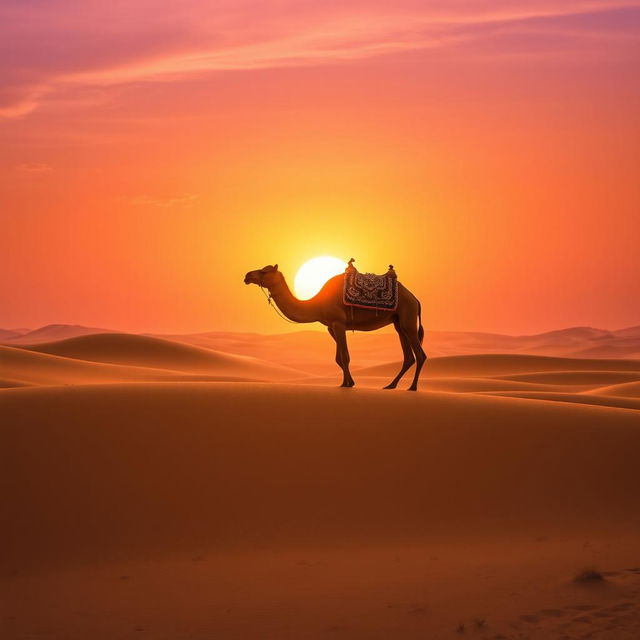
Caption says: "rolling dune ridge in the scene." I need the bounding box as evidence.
[0,344,267,386]
[22,333,309,380]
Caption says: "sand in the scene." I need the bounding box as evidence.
[2,331,640,639]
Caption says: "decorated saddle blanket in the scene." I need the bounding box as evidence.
[343,270,399,311]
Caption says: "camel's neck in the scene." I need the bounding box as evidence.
[268,277,317,324]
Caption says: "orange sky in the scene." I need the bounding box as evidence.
[1,1,639,334]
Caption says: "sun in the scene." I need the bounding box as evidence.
[294,256,347,300]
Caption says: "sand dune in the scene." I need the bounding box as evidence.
[19,333,308,381]
[0,345,266,386]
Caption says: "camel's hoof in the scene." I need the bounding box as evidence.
[407,387,417,392]
[383,384,397,390]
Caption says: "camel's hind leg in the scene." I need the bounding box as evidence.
[398,317,427,391]
[384,318,415,389]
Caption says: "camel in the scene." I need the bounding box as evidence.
[244,264,427,390]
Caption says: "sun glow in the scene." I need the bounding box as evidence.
[294,256,347,300]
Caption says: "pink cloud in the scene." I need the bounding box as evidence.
[1,0,638,118]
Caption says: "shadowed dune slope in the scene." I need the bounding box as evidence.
[21,333,308,380]
[2,383,639,573]
[357,353,640,378]
[0,345,264,386]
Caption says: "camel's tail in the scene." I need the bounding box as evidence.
[418,300,424,345]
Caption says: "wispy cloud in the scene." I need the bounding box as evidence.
[129,193,199,208]
[1,0,638,118]
[16,162,53,172]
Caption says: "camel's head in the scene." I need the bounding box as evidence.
[244,264,281,289]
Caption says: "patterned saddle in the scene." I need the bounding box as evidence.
[343,259,399,311]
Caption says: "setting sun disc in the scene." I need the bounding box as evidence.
[294,256,347,300]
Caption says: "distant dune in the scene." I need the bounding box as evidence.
[613,325,640,338]
[3,323,114,344]
[0,329,25,341]
[568,342,640,359]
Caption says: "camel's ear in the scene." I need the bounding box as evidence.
[273,264,278,271]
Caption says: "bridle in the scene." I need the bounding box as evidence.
[259,283,298,324]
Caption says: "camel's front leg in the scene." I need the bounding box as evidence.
[328,327,344,370]
[331,323,354,387]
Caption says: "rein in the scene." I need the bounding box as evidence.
[259,286,299,324]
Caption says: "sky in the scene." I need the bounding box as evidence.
[1,0,639,334]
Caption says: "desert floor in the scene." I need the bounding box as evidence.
[2,327,640,639]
